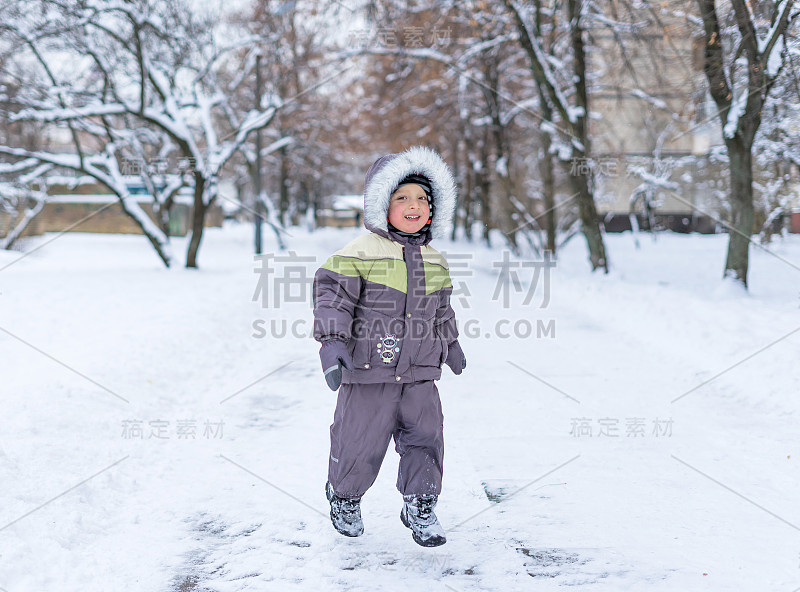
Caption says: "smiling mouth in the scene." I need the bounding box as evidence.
[405,215,420,220]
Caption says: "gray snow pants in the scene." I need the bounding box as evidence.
[327,380,444,500]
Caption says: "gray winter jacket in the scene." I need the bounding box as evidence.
[313,146,463,384]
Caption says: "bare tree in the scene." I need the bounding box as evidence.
[502,0,609,272]
[0,0,284,267]
[696,0,798,286]
[345,2,557,251]
[226,0,345,247]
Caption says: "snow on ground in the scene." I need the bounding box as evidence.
[0,223,799,591]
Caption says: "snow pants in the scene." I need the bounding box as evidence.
[327,380,444,500]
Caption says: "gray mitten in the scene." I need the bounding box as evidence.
[319,339,354,391]
[445,340,466,375]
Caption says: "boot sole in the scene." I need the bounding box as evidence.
[400,507,446,547]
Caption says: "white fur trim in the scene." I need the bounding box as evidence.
[364,146,457,239]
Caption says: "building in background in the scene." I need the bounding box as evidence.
[315,194,364,229]
[0,176,225,240]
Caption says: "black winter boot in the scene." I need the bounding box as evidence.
[325,481,364,537]
[400,495,446,547]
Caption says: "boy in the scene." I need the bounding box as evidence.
[312,146,466,547]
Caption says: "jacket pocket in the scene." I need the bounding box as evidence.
[409,318,443,369]
[349,316,370,368]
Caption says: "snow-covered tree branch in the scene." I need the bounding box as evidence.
[0,0,288,268]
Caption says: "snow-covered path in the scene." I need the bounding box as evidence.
[1,224,799,591]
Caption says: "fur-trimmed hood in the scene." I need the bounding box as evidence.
[363,146,457,243]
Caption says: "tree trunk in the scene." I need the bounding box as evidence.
[462,145,475,241]
[483,57,521,251]
[450,136,461,241]
[459,125,476,242]
[568,160,607,270]
[537,110,556,253]
[477,137,492,244]
[140,224,173,268]
[279,146,289,226]
[539,145,556,254]
[569,0,608,272]
[534,4,556,254]
[186,173,207,269]
[724,139,754,285]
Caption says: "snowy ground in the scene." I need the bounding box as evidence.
[1,223,799,591]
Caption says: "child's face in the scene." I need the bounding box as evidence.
[388,183,430,234]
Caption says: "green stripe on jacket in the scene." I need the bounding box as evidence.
[320,256,452,295]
